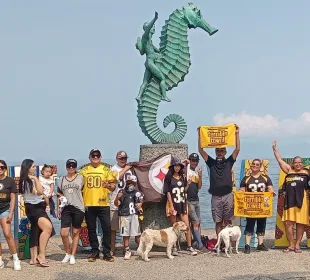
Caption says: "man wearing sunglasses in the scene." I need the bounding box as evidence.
[79,149,116,262]
[198,125,240,239]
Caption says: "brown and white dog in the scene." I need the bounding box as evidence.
[136,221,188,261]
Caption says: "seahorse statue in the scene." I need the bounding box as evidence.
[136,3,218,144]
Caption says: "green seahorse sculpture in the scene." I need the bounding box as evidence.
[136,3,218,144]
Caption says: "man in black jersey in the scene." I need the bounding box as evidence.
[114,175,143,260]
[240,159,275,254]
[198,125,240,238]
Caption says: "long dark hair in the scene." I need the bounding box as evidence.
[164,164,186,188]
[19,159,34,194]
[0,160,7,169]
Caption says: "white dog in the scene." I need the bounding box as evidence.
[136,221,188,262]
[214,225,241,258]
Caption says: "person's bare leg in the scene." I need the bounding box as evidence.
[0,218,18,255]
[61,228,71,254]
[181,214,192,247]
[30,247,38,264]
[111,230,116,254]
[284,221,295,249]
[37,217,52,264]
[71,228,80,256]
[295,223,305,250]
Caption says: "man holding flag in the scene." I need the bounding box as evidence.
[198,125,240,238]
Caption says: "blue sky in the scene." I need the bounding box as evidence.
[1,0,310,165]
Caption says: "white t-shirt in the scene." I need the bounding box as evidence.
[39,176,54,197]
[110,164,132,211]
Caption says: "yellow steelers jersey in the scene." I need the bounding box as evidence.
[79,164,116,207]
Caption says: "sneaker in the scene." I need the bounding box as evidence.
[69,255,76,265]
[244,244,251,254]
[257,243,268,251]
[0,260,4,269]
[187,247,198,256]
[61,253,71,263]
[103,253,115,262]
[13,260,21,271]
[172,247,178,256]
[198,246,211,254]
[88,252,99,262]
[124,249,131,260]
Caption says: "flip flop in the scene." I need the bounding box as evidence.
[36,258,49,267]
[283,247,295,253]
[30,259,49,265]
[294,248,302,253]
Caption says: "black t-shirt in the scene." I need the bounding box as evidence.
[118,188,142,216]
[206,155,235,196]
[0,177,17,214]
[164,177,187,214]
[186,168,200,202]
[282,173,309,210]
[240,174,273,192]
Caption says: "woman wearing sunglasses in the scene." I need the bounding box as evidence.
[0,160,21,270]
[57,159,84,265]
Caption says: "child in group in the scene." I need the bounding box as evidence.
[114,174,143,260]
[39,164,56,218]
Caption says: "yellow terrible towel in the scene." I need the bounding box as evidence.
[199,124,236,148]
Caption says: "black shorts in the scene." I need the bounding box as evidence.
[61,205,85,229]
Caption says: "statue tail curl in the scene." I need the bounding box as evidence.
[137,79,187,144]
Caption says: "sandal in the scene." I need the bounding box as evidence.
[294,248,302,253]
[283,247,295,253]
[36,257,49,267]
[30,260,49,265]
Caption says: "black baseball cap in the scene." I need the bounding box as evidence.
[66,159,77,168]
[189,153,200,160]
[169,158,184,169]
[89,149,101,157]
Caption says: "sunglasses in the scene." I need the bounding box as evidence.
[118,157,128,161]
[190,159,199,162]
[216,149,226,152]
[66,164,77,169]
[91,153,101,158]
[251,163,260,167]
[0,166,6,170]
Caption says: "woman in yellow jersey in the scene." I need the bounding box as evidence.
[272,140,310,253]
[79,149,116,262]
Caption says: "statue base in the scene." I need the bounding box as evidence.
[139,144,188,246]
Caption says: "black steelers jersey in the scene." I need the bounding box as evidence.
[166,177,187,215]
[118,188,143,216]
[240,174,272,192]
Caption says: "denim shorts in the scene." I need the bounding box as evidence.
[0,209,10,219]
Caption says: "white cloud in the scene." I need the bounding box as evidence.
[213,112,310,136]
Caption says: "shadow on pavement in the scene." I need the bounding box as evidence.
[55,272,115,280]
[224,273,310,280]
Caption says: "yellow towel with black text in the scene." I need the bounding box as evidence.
[199,124,236,148]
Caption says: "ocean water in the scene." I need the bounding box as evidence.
[2,158,281,239]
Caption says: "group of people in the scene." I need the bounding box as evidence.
[0,125,309,270]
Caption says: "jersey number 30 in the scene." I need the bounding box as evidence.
[172,187,185,203]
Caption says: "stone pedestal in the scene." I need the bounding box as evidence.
[139,144,188,245]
